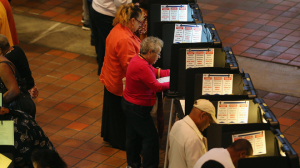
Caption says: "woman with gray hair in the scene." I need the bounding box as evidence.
[122,36,170,168]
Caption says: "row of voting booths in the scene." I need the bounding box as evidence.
[147,0,299,168]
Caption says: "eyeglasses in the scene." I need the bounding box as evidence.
[135,18,143,24]
[156,53,161,58]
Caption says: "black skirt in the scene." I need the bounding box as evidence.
[101,87,126,150]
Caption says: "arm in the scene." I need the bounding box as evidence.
[117,38,138,73]
[6,47,35,89]
[114,0,132,8]
[0,62,20,103]
[151,67,170,78]
[185,138,206,168]
[139,65,169,92]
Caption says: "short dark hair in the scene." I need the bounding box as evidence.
[31,149,67,168]
[201,160,225,168]
[0,34,10,51]
[229,139,253,156]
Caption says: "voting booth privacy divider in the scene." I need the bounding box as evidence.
[0,93,14,168]
[169,47,239,97]
[159,23,221,69]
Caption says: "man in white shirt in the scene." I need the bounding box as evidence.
[168,99,218,168]
[193,139,253,168]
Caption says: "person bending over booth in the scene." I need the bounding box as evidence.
[193,139,253,168]
[99,3,142,150]
[122,36,170,168]
[168,99,218,168]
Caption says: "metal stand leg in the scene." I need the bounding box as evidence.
[164,98,174,168]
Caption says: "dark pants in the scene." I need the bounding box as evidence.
[121,98,159,168]
[90,7,114,75]
[101,87,126,150]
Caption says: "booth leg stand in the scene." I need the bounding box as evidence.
[164,98,175,168]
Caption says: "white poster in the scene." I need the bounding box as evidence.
[173,24,184,43]
[170,6,178,21]
[217,104,228,123]
[202,74,233,95]
[161,5,169,21]
[195,50,205,67]
[204,49,214,67]
[217,101,249,124]
[202,74,213,95]
[192,26,202,43]
[185,50,195,69]
[232,131,266,155]
[173,24,202,43]
[212,76,223,95]
[222,74,233,95]
[178,5,188,21]
[183,26,193,43]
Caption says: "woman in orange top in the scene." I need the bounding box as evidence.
[99,3,142,150]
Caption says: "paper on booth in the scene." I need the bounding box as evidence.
[217,101,249,124]
[157,76,170,83]
[161,5,170,21]
[202,74,233,95]
[178,5,188,21]
[0,121,14,146]
[185,49,214,69]
[161,5,188,21]
[232,131,266,155]
[173,24,202,43]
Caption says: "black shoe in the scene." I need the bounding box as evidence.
[82,24,90,30]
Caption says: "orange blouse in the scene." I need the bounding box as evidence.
[100,23,141,96]
[0,3,13,47]
[0,0,18,45]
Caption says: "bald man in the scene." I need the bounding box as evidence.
[168,99,218,168]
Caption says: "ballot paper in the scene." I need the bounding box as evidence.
[185,49,214,69]
[232,131,266,155]
[202,74,233,95]
[157,76,170,83]
[161,5,170,21]
[217,101,249,124]
[173,24,202,43]
[0,153,12,168]
[161,5,188,21]
[0,121,14,146]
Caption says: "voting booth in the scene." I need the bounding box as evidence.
[148,2,203,37]
[208,125,298,168]
[238,128,298,168]
[184,69,256,115]
[169,47,239,97]
[158,23,221,69]
[0,93,14,168]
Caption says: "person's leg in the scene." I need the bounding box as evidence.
[82,0,90,30]
[90,6,99,56]
[122,98,142,168]
[139,115,159,168]
[123,100,159,168]
[87,1,95,46]
[96,14,113,75]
